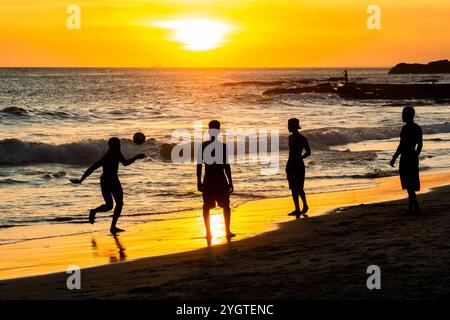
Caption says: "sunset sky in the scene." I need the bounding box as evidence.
[1,0,449,67]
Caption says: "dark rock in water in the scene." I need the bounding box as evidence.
[418,78,440,83]
[0,106,29,117]
[337,83,450,100]
[52,171,66,178]
[435,99,450,104]
[222,80,285,86]
[292,79,316,84]
[327,77,346,81]
[159,143,174,160]
[389,59,450,74]
[263,82,335,95]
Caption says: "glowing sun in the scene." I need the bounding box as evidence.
[154,18,233,51]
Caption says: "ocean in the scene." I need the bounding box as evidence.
[1,68,449,244]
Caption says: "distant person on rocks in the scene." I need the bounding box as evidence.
[390,106,423,215]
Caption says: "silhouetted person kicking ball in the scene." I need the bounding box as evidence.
[197,120,235,240]
[286,118,311,218]
[70,137,145,234]
[390,106,423,215]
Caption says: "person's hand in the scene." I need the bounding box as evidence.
[70,178,82,184]
[197,182,203,192]
[228,183,234,194]
[389,158,396,167]
[136,153,146,160]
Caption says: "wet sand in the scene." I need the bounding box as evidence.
[2,171,450,299]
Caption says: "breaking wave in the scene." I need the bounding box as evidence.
[302,122,450,148]
[0,138,160,165]
[1,122,449,165]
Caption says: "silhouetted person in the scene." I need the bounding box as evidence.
[344,70,349,86]
[286,118,311,218]
[71,137,145,234]
[390,106,423,214]
[197,120,235,240]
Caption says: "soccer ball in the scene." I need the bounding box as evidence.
[133,132,146,145]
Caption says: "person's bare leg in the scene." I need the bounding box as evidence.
[413,192,420,213]
[203,206,212,239]
[90,203,113,224]
[289,191,301,218]
[224,205,235,239]
[110,183,124,234]
[407,188,420,214]
[90,183,113,224]
[110,202,123,234]
[299,189,309,216]
[405,188,413,214]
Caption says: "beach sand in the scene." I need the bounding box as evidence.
[2,171,450,299]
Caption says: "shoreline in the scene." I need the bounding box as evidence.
[2,174,450,298]
[1,166,443,247]
[1,170,450,283]
[0,177,377,247]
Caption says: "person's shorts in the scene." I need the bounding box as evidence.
[202,176,230,210]
[286,164,305,192]
[400,155,420,191]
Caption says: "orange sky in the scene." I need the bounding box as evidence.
[0,0,449,67]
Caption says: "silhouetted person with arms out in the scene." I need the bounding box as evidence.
[390,106,423,215]
[71,137,145,234]
[286,118,311,219]
[197,120,235,240]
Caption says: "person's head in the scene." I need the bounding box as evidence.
[402,106,415,123]
[208,120,221,139]
[288,118,301,133]
[108,137,121,152]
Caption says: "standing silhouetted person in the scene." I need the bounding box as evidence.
[344,70,349,86]
[71,137,145,234]
[390,106,423,214]
[197,120,235,240]
[286,118,311,218]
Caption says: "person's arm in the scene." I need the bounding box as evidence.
[416,127,423,156]
[196,144,203,192]
[224,144,233,193]
[390,128,403,167]
[302,137,311,159]
[225,164,233,193]
[390,145,401,167]
[196,164,203,192]
[70,157,103,184]
[119,152,145,166]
